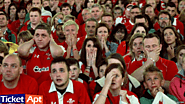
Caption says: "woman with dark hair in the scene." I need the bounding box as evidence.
[80,37,103,80]
[95,23,118,57]
[161,26,182,60]
[109,23,127,45]
[117,23,147,56]
[84,0,95,8]
[8,3,18,24]
[175,45,185,71]
[92,63,140,104]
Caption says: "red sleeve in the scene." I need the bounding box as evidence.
[27,76,39,95]
[77,12,84,25]
[89,80,96,98]
[116,41,126,56]
[78,82,92,104]
[127,60,143,75]
[165,61,178,81]
[177,20,184,36]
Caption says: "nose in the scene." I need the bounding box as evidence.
[38,35,42,40]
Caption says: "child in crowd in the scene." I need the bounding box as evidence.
[66,58,89,92]
[140,65,178,104]
[170,54,185,103]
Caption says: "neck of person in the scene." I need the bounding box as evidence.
[39,46,49,52]
[19,18,25,24]
[3,76,20,89]
[1,26,7,34]
[169,42,176,48]
[110,87,121,97]
[31,23,39,30]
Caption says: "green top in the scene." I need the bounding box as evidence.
[140,89,178,104]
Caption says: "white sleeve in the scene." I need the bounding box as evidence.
[92,94,100,104]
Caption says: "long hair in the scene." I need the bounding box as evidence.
[80,37,103,67]
[8,3,18,20]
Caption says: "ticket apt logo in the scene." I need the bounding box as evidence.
[0,94,43,104]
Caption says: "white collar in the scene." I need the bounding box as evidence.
[49,79,74,94]
[3,28,8,35]
[178,69,185,76]
[172,18,177,26]
[129,20,134,25]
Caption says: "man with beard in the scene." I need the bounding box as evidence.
[155,11,171,39]
[53,23,65,44]
[38,56,91,104]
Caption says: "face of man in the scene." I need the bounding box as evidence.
[145,6,155,19]
[91,6,102,21]
[56,25,65,39]
[32,0,42,9]
[18,9,26,19]
[85,21,96,36]
[34,29,51,51]
[158,13,171,29]
[30,11,41,25]
[43,1,50,7]
[82,9,91,22]
[61,7,71,16]
[113,9,122,19]
[166,6,176,17]
[50,62,69,89]
[143,37,162,54]
[135,18,148,27]
[101,16,114,29]
[1,55,22,82]
[0,15,8,27]
[147,0,156,9]
[130,8,141,20]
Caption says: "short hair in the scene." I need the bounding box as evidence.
[113,5,123,16]
[101,13,113,20]
[29,7,41,16]
[158,10,171,21]
[85,18,98,26]
[97,58,108,74]
[143,33,161,44]
[129,33,144,58]
[17,6,27,14]
[166,2,176,8]
[66,58,79,68]
[62,20,79,31]
[0,13,8,20]
[63,14,76,22]
[90,3,102,12]
[105,63,126,78]
[130,5,141,12]
[60,3,71,10]
[95,23,110,36]
[142,4,153,15]
[130,23,148,36]
[35,23,51,35]
[143,65,164,81]
[134,15,147,23]
[3,54,22,67]
[106,53,126,70]
[17,30,33,43]
[0,41,9,56]
[50,56,70,72]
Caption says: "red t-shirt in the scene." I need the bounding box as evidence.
[38,80,91,104]
[26,47,53,85]
[0,74,38,95]
[128,57,178,81]
[116,41,130,56]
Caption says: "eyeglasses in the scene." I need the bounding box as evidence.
[159,17,169,20]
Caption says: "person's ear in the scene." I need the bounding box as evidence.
[159,44,162,51]
[161,79,165,86]
[143,82,148,89]
[50,73,53,80]
[19,66,23,74]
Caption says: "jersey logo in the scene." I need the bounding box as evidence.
[51,102,56,104]
[67,98,75,104]
[33,66,49,72]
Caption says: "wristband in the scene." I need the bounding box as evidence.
[86,66,91,69]
[73,48,77,51]
[85,70,90,73]
[99,93,107,98]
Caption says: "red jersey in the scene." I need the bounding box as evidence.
[26,47,53,85]
[38,80,91,104]
[11,19,22,33]
[124,20,134,34]
[0,74,38,95]
[128,57,178,81]
[116,41,130,56]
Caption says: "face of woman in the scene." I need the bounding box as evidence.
[97,26,109,41]
[114,29,125,41]
[10,5,16,15]
[178,49,185,64]
[164,28,177,45]
[109,68,124,90]
[134,26,146,35]
[87,0,94,8]
[54,14,63,27]
[179,1,185,11]
[85,40,97,54]
[132,37,144,58]
[99,64,107,78]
